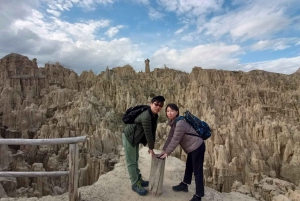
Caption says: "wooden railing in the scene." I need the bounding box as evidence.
[0,136,87,201]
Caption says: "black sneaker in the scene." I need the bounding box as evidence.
[172,182,188,192]
[190,194,201,201]
[132,181,147,196]
[138,174,149,187]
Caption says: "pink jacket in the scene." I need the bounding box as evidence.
[163,118,203,155]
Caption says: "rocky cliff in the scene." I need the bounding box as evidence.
[0,53,299,200]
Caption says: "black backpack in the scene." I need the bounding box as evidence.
[122,105,150,124]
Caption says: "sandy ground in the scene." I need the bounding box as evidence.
[0,147,258,201]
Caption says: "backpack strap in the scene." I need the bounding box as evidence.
[175,117,201,138]
[185,133,200,137]
[175,116,185,123]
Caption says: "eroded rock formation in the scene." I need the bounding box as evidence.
[0,53,299,200]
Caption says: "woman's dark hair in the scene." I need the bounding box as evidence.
[165,103,179,117]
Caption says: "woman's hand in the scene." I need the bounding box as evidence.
[157,151,166,158]
[159,153,168,159]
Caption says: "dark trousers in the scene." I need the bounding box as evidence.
[183,142,206,197]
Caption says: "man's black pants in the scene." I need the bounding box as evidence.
[183,142,206,197]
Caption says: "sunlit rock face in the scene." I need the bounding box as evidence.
[0,53,299,200]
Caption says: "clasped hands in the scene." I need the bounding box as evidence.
[148,150,168,159]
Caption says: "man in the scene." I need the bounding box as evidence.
[122,95,165,196]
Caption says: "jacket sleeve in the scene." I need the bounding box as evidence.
[140,112,155,149]
[163,129,173,151]
[165,120,186,154]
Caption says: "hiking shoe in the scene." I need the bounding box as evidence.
[190,194,201,201]
[172,182,188,192]
[132,181,147,196]
[139,174,149,187]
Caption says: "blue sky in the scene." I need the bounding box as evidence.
[0,0,299,74]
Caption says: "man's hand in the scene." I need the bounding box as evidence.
[148,149,155,157]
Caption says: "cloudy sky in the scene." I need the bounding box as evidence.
[0,0,299,74]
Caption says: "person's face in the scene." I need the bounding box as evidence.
[150,101,163,114]
[166,107,178,120]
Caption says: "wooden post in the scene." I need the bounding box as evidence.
[69,143,79,201]
[148,154,166,196]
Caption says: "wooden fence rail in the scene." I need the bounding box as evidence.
[0,171,69,177]
[0,136,87,201]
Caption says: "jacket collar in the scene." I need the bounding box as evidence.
[167,117,177,126]
[148,107,158,118]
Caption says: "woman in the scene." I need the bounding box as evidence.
[159,103,205,201]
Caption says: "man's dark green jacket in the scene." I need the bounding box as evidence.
[123,108,158,149]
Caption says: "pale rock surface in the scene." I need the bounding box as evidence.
[0,184,7,198]
[0,147,258,201]
[0,144,12,170]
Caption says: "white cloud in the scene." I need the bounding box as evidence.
[148,7,165,20]
[0,4,141,73]
[240,56,300,74]
[149,42,299,75]
[0,28,143,74]
[181,35,194,42]
[0,0,39,29]
[179,31,203,42]
[202,1,297,41]
[151,43,241,72]
[54,3,66,11]
[46,9,61,17]
[45,0,73,11]
[12,10,110,42]
[157,0,223,17]
[131,0,150,5]
[231,0,254,6]
[45,0,115,11]
[250,38,298,51]
[154,0,298,42]
[105,25,124,38]
[49,37,143,73]
[175,25,188,35]
[78,0,115,9]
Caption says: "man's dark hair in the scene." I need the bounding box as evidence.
[151,95,165,103]
[165,103,179,117]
